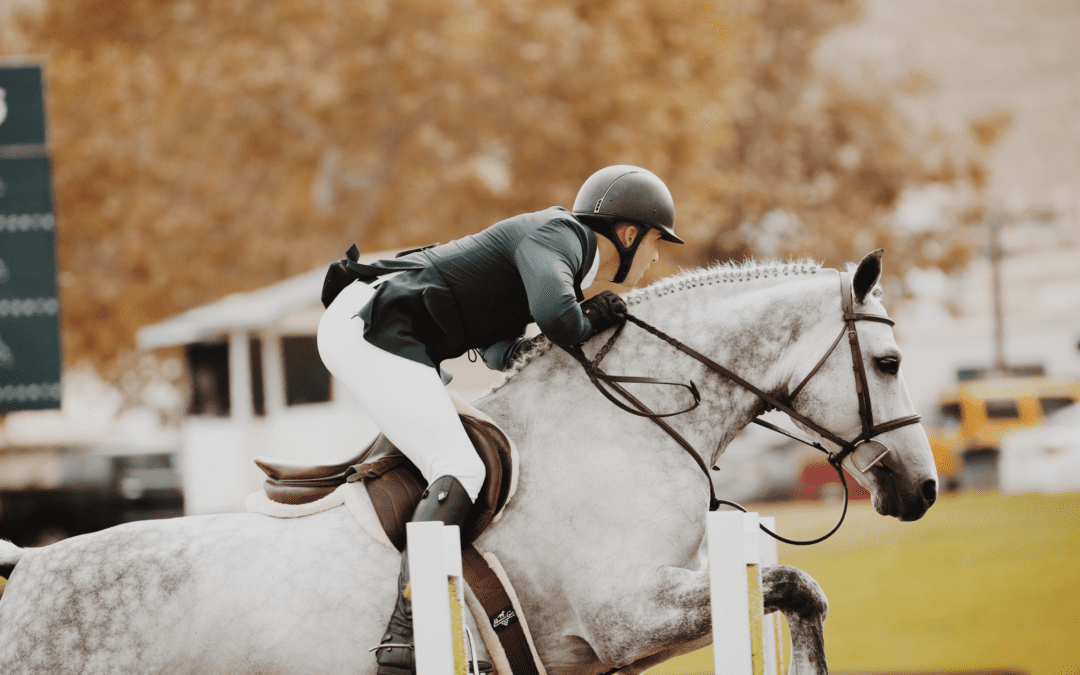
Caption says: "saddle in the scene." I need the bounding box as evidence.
[255,414,514,549]
[253,410,545,675]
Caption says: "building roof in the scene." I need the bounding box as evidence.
[137,249,394,349]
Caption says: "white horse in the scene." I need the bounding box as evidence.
[0,252,936,675]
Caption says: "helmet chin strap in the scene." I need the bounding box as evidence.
[596,219,648,284]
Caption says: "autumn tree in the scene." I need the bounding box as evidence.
[6,0,985,372]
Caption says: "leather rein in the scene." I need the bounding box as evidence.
[563,272,922,545]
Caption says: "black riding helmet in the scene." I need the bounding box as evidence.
[572,165,683,283]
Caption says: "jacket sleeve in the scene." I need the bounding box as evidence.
[512,220,594,347]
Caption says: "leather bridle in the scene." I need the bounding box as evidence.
[564,271,923,545]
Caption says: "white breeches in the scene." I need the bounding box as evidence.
[316,280,486,501]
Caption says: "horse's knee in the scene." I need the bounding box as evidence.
[762,565,827,621]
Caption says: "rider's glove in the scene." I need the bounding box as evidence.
[580,291,627,340]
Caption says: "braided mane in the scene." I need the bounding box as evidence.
[622,257,822,308]
[487,258,823,391]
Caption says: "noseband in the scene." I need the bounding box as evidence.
[564,272,922,545]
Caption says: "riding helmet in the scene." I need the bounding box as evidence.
[572,165,683,283]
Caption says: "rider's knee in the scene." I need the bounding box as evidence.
[435,452,486,502]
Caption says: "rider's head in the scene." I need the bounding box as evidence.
[572,166,683,285]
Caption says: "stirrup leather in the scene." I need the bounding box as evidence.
[376,476,474,675]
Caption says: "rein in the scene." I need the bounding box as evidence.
[564,273,922,546]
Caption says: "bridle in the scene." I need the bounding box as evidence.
[563,271,922,545]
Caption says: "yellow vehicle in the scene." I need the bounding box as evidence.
[925,376,1080,491]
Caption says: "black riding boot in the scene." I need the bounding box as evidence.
[374,475,472,675]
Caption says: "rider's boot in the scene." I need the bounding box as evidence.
[375,475,472,675]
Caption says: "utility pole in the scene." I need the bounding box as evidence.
[987,213,1008,375]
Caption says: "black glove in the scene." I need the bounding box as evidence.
[580,291,627,340]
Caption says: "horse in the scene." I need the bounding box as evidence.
[0,251,937,675]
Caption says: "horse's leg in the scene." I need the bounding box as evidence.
[573,565,713,672]
[762,565,828,675]
[575,565,827,675]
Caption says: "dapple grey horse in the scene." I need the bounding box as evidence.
[0,252,936,675]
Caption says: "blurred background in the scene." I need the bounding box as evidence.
[0,0,1078,673]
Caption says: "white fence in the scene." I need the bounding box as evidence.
[407,522,470,675]
[709,511,783,675]
[408,512,784,675]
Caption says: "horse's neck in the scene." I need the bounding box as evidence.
[478,267,838,473]
[599,270,839,465]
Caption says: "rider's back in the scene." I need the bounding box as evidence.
[359,206,597,366]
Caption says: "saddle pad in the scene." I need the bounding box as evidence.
[245,482,396,550]
[256,390,520,545]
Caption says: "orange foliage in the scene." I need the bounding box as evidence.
[5,0,984,370]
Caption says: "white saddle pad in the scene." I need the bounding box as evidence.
[246,481,397,549]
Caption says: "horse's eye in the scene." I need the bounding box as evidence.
[875,356,900,376]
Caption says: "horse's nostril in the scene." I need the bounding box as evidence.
[921,478,938,507]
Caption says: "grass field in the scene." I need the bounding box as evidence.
[648,491,1080,675]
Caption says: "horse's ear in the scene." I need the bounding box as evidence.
[852,249,884,303]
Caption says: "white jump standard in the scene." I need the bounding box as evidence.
[709,512,784,675]
[406,522,470,675]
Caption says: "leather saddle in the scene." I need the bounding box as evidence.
[255,415,513,549]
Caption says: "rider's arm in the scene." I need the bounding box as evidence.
[513,221,594,347]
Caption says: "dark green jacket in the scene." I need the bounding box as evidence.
[349,207,599,381]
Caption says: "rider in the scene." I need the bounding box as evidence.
[315,165,683,675]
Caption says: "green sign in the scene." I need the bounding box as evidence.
[0,65,47,147]
[0,63,60,413]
